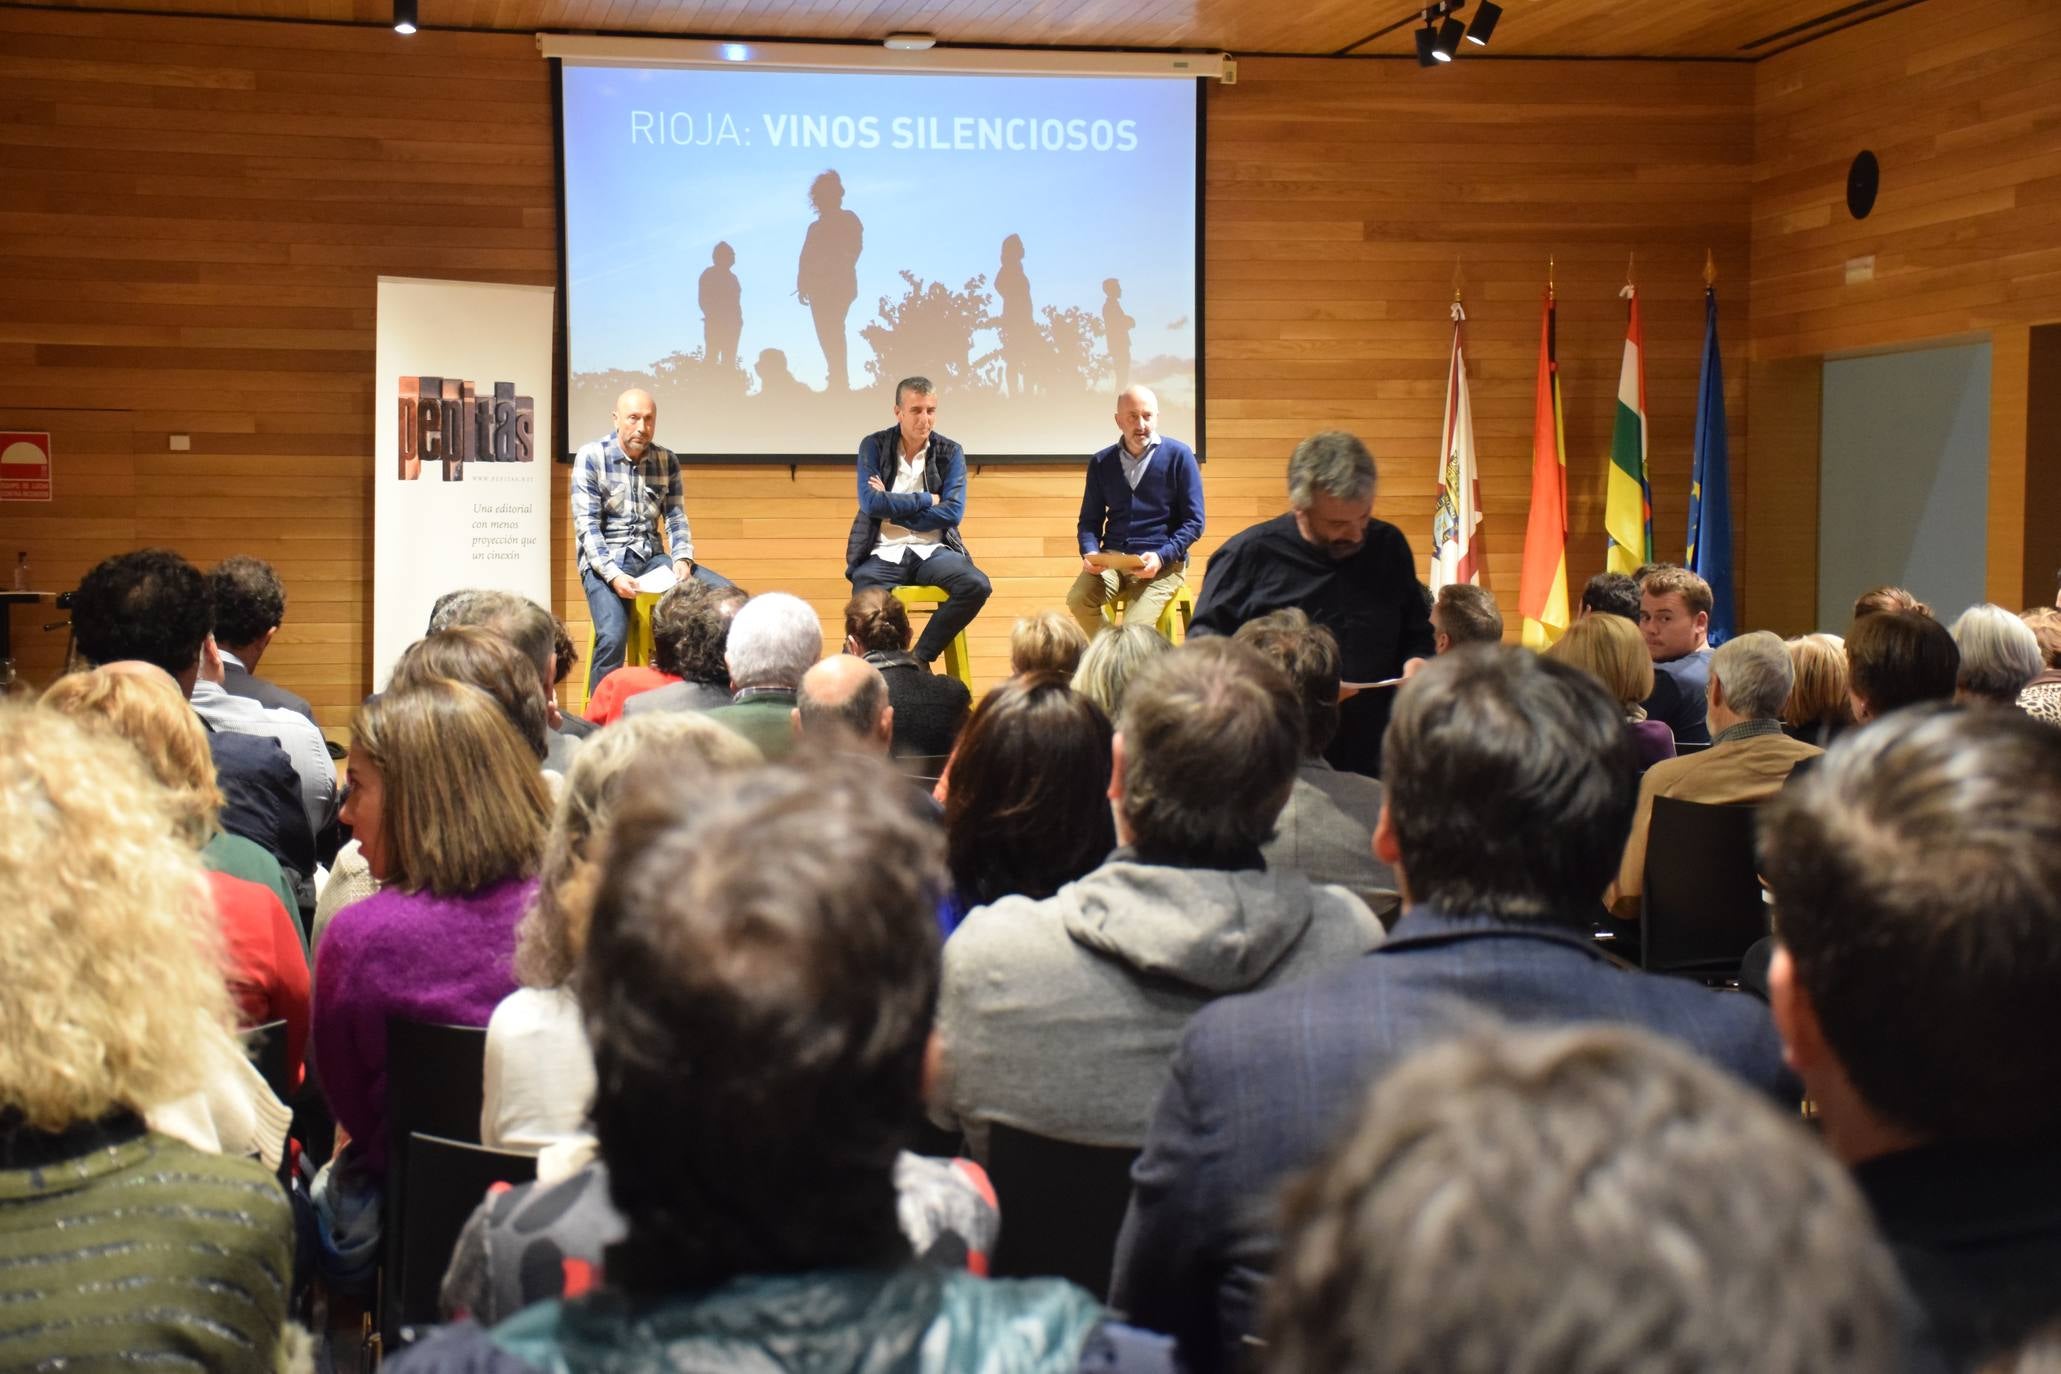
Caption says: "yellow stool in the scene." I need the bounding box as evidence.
[891,585,974,691]
[573,589,661,718]
[1105,581,1195,644]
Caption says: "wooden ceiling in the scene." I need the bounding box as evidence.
[0,0,1926,57]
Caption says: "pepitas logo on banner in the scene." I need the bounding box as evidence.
[396,377,535,482]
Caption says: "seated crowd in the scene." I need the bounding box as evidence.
[4,510,2061,1373]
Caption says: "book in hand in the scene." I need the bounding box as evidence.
[1084,550,1147,573]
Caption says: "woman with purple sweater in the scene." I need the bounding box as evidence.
[1547,613,1678,773]
[318,678,552,1178]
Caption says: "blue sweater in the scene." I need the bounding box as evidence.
[1076,438,1205,565]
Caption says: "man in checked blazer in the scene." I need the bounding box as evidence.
[1108,646,1795,1374]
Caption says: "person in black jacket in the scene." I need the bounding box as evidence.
[1190,431,1432,776]
[841,588,968,759]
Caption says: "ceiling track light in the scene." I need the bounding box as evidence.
[1414,20,1438,66]
[392,0,416,32]
[1466,0,1501,45]
[1433,13,1464,60]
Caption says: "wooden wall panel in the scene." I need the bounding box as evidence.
[2,8,1759,728]
[1746,0,2061,625]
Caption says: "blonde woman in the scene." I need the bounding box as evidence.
[1782,633,1852,747]
[483,713,761,1154]
[0,703,298,1372]
[1072,620,1173,721]
[42,664,311,1084]
[1545,614,1675,771]
[1009,608,1090,679]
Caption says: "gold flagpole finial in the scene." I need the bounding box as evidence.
[1703,248,1717,289]
[1452,258,1465,304]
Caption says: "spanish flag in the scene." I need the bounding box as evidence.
[1519,288,1569,649]
[1604,284,1655,575]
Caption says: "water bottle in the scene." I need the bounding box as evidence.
[10,552,26,592]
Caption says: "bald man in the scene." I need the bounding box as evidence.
[1068,385,1205,639]
[792,654,893,753]
[571,388,732,693]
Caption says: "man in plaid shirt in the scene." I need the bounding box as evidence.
[572,388,730,693]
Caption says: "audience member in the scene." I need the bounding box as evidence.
[1260,1026,1914,1374]
[1854,584,1933,621]
[429,589,583,770]
[396,757,1162,1373]
[1545,611,1676,771]
[314,679,551,1278]
[1952,603,2043,705]
[2020,607,2061,724]
[1429,582,1503,652]
[705,591,822,761]
[834,587,970,758]
[191,631,336,842]
[580,582,685,724]
[620,582,748,718]
[934,639,1384,1155]
[1636,565,1715,745]
[1847,609,1960,723]
[1110,646,1792,1373]
[1011,608,1091,678]
[1762,705,2061,1368]
[0,704,299,1373]
[546,615,594,740]
[1578,569,1641,622]
[939,673,1116,936]
[483,713,761,1155]
[1784,631,1853,746]
[42,667,310,1084]
[69,548,315,897]
[794,653,893,751]
[313,627,557,946]
[207,553,315,721]
[1234,609,1399,924]
[1613,631,1819,919]
[1073,620,1171,721]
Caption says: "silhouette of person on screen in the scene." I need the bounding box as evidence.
[700,241,742,370]
[755,348,811,404]
[797,170,863,393]
[996,233,1036,399]
[1103,277,1135,392]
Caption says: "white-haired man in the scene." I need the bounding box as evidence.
[705,592,823,761]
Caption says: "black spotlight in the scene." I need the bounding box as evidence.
[1415,22,1438,66]
[1466,0,1501,45]
[393,0,417,33]
[1433,14,1464,60]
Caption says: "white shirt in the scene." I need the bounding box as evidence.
[191,677,338,838]
[872,442,945,563]
[481,986,597,1153]
[1119,437,1160,490]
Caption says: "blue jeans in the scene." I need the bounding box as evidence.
[848,548,992,663]
[581,551,733,693]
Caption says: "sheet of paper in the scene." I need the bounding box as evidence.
[634,564,678,595]
[1084,551,1147,573]
[1337,678,1404,701]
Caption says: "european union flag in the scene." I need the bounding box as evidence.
[1686,287,1735,645]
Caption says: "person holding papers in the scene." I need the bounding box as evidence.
[1067,385,1205,639]
[570,387,730,693]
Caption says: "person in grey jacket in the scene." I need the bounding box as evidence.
[931,638,1384,1157]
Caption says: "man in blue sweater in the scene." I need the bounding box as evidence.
[1067,386,1205,639]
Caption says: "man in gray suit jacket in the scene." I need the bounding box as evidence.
[1108,646,1795,1374]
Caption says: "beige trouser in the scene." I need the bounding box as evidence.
[1066,558,1188,638]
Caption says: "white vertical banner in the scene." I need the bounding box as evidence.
[372,277,555,690]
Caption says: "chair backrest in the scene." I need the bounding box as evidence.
[985,1123,1140,1296]
[1641,796,1768,976]
[382,1019,490,1347]
[239,1018,291,1101]
[395,1133,538,1339]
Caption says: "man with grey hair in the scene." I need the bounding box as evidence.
[932,638,1384,1158]
[706,592,822,761]
[1613,628,1821,917]
[1190,431,1433,776]
[1066,385,1205,638]
[1950,603,2043,704]
[792,654,892,753]
[1260,1025,1916,1374]
[844,376,990,666]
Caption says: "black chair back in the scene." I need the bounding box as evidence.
[381,1019,489,1348]
[1641,796,1768,977]
[395,1133,537,1340]
[985,1123,1139,1296]
[240,1018,291,1101]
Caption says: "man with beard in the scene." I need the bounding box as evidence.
[1191,431,1433,777]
